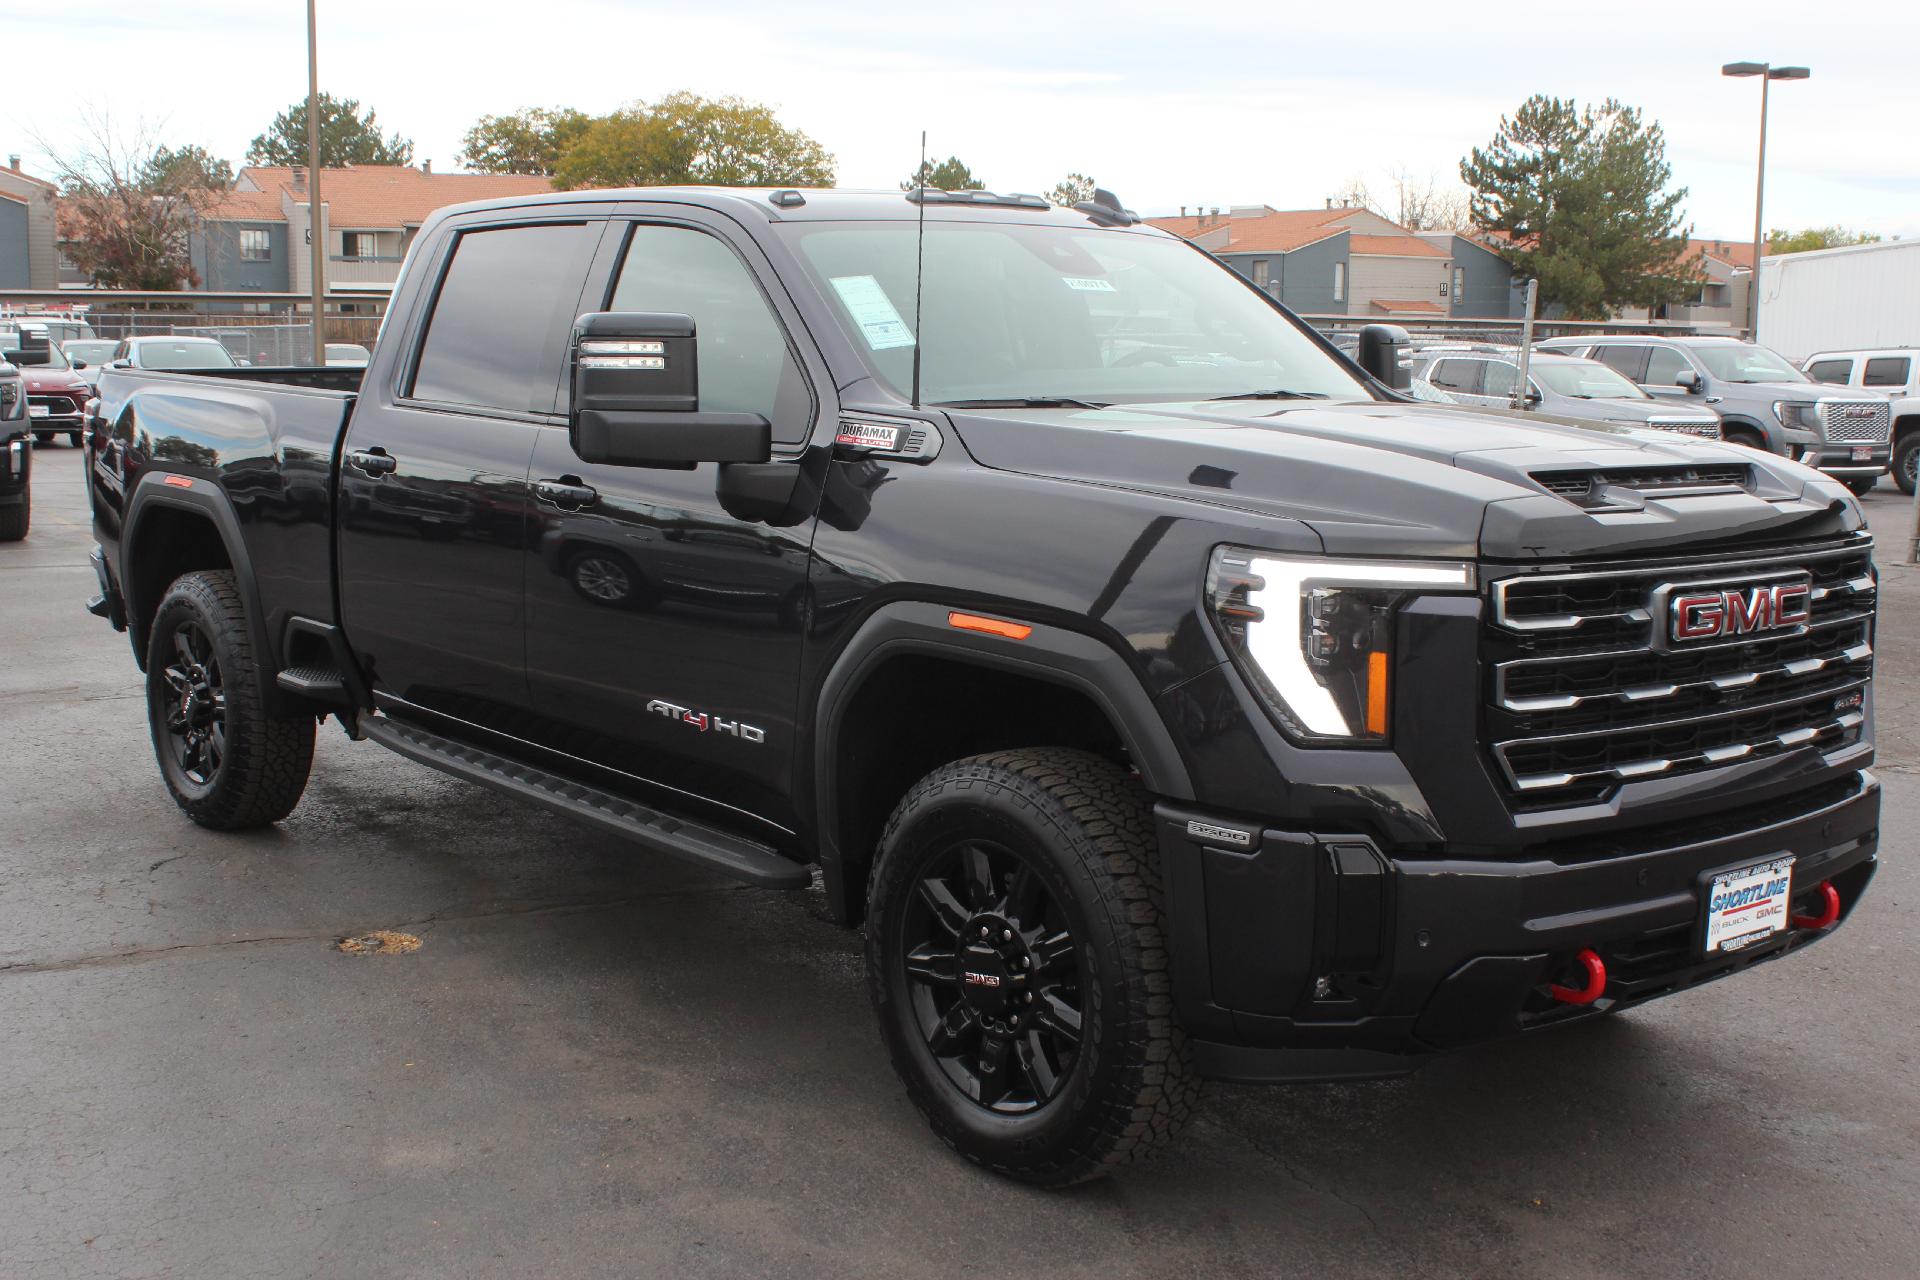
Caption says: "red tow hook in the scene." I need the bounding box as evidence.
[1791,882,1842,930]
[1549,948,1608,1006]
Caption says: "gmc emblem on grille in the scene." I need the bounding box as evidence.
[1653,574,1813,647]
[1836,405,1880,419]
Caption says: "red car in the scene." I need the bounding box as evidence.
[10,340,93,446]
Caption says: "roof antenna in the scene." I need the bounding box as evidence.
[910,129,927,410]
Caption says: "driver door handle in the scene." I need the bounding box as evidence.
[534,477,598,508]
[346,447,397,476]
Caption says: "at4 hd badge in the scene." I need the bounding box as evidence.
[645,699,766,744]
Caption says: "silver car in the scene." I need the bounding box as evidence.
[1414,347,1722,438]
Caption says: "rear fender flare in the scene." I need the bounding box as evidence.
[123,472,285,713]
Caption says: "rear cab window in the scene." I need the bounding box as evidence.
[409,221,602,415]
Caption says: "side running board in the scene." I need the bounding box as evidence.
[357,714,811,890]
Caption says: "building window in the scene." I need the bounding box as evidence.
[1332,262,1345,303]
[1252,259,1269,287]
[341,231,379,260]
[239,229,271,262]
[1451,266,1464,302]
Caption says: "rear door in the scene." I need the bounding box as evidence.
[1591,344,1650,386]
[337,213,603,736]
[519,208,833,830]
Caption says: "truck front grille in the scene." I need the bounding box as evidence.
[1643,416,1722,439]
[1483,536,1875,807]
[1819,398,1891,443]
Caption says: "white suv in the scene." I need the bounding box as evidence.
[1802,349,1920,494]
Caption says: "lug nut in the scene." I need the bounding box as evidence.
[980,926,990,937]
[1002,929,1013,941]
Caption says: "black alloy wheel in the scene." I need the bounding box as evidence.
[901,838,1084,1114]
[158,619,227,787]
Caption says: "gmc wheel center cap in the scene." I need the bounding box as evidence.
[959,941,1013,1015]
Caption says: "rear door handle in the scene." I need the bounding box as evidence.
[346,447,396,476]
[534,477,598,508]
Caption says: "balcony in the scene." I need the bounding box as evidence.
[326,255,405,286]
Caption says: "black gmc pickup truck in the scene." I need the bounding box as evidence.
[84,187,1881,1186]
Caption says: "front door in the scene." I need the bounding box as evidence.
[337,216,602,735]
[522,213,831,831]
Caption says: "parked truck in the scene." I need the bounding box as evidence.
[84,187,1882,1185]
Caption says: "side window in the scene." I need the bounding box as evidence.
[1645,346,1691,387]
[410,222,600,414]
[1806,358,1855,385]
[1429,359,1483,394]
[1864,356,1911,387]
[1593,345,1648,382]
[607,224,811,444]
[1482,360,1519,399]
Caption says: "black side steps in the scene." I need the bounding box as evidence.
[356,714,812,890]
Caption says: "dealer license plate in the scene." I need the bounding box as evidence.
[1703,855,1795,956]
[1852,445,1873,461]
[28,404,48,417]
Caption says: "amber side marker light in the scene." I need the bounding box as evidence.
[1365,651,1390,736]
[162,475,194,489]
[947,611,1032,641]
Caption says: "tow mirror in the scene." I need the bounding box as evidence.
[568,312,770,469]
[5,334,51,366]
[1357,324,1411,391]
[1675,369,1702,393]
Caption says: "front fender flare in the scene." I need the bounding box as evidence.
[808,600,1195,923]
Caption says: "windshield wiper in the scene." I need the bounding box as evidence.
[935,396,1110,410]
[1200,389,1331,402]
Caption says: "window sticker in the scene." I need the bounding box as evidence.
[829,275,916,350]
[1062,276,1116,292]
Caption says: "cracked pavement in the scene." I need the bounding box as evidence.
[4,445,1918,1278]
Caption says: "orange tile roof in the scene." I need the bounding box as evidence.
[1689,238,1755,269]
[1369,298,1446,314]
[1149,208,1353,254]
[206,165,553,227]
[1150,208,1447,259]
[1350,233,1446,258]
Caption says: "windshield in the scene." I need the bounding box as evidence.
[1692,342,1806,384]
[64,341,117,363]
[1532,359,1647,400]
[778,220,1370,405]
[136,340,237,370]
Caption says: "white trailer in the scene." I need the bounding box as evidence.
[1758,238,1920,363]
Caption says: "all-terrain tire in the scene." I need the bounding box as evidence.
[1894,433,1918,497]
[866,748,1199,1186]
[146,570,314,828]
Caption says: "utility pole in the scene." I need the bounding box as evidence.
[1510,279,1538,410]
[1721,61,1810,343]
[307,0,326,366]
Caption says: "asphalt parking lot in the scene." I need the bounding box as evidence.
[3,443,1918,1279]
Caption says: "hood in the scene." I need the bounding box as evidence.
[944,398,1861,561]
[1566,397,1716,425]
[21,365,88,393]
[1734,381,1828,401]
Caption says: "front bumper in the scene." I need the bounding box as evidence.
[1160,771,1879,1078]
[1804,442,1891,477]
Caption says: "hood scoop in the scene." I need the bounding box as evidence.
[1531,463,1753,507]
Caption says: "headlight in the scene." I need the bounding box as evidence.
[1207,548,1476,745]
[1773,400,1821,431]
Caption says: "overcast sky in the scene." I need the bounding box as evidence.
[7,0,1915,240]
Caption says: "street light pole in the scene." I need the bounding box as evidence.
[307,0,325,367]
[1722,61,1810,344]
